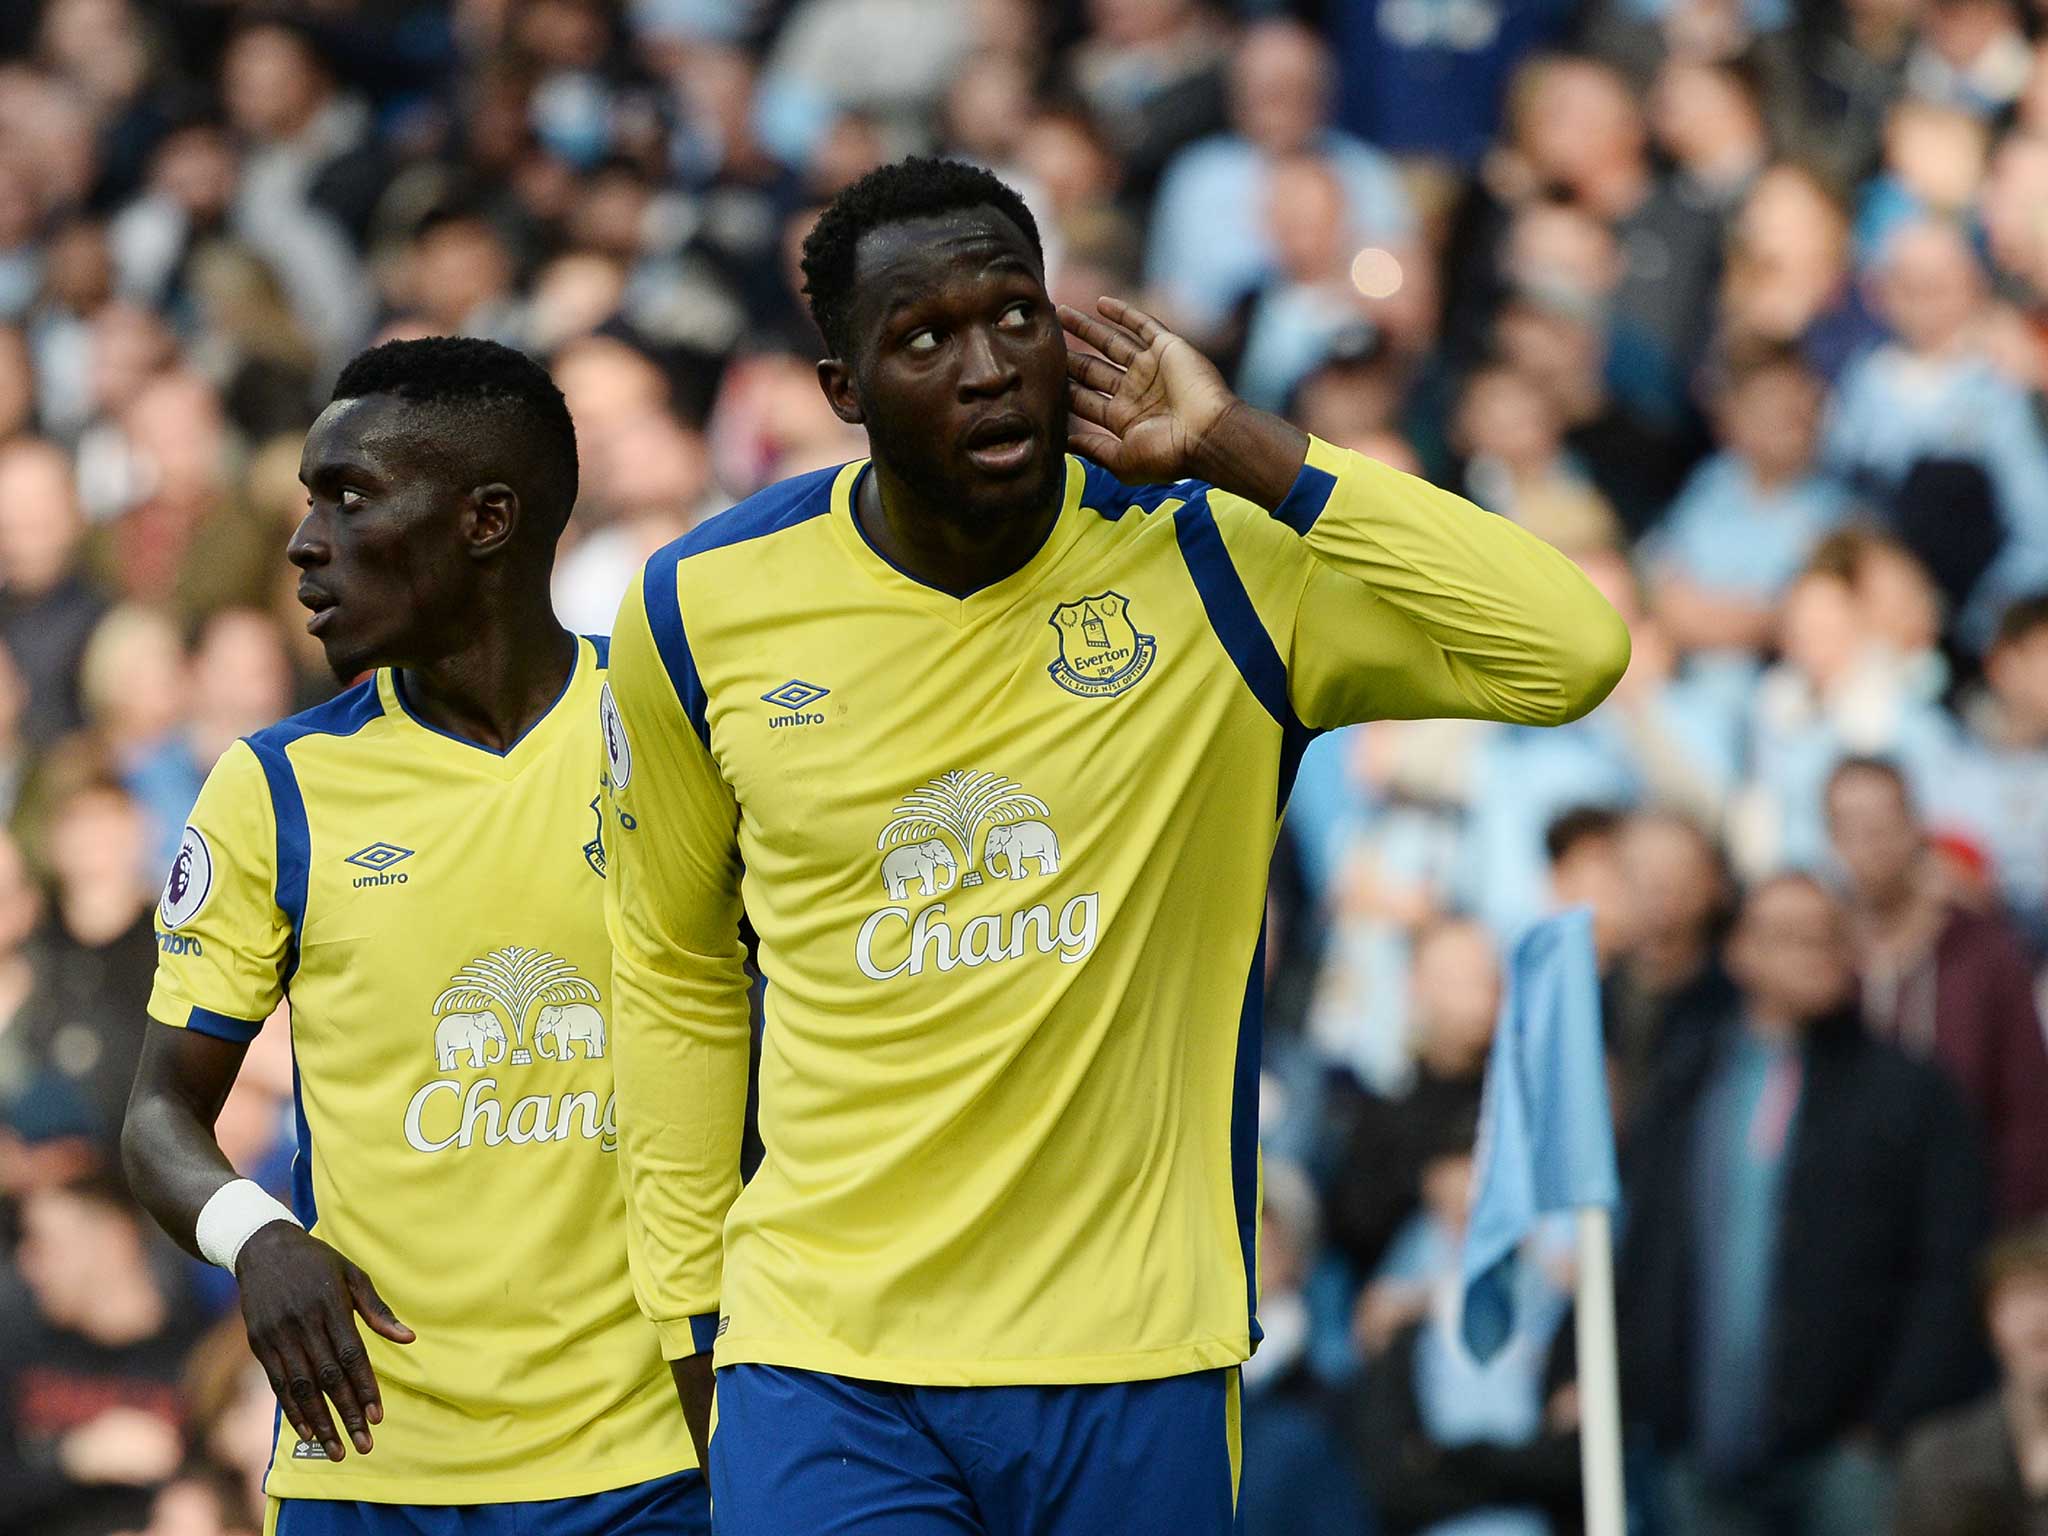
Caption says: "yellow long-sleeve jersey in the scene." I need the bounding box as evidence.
[602,437,1629,1385]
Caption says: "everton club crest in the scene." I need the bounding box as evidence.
[1046,591,1158,699]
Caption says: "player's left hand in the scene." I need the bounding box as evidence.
[1059,297,1237,485]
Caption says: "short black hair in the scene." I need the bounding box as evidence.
[331,336,578,535]
[1826,753,1914,810]
[1545,805,1623,867]
[1994,591,2048,651]
[800,156,1044,360]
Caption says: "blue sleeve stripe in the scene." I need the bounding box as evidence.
[1230,922,1268,1352]
[247,740,312,985]
[1173,499,1291,726]
[184,1007,264,1044]
[289,1050,316,1228]
[687,1311,721,1355]
[1079,459,1203,521]
[585,632,611,668]
[642,550,711,747]
[1271,459,1338,536]
[1173,498,1320,814]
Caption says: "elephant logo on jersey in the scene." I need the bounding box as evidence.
[858,772,1098,983]
[159,827,213,929]
[877,771,1052,892]
[431,946,602,1067]
[403,948,618,1156]
[599,682,630,789]
[1047,592,1156,699]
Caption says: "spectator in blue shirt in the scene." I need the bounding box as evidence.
[1931,593,2048,946]
[1825,217,2048,645]
[1147,18,1414,337]
[1649,343,1851,663]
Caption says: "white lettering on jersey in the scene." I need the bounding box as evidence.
[856,893,1099,980]
[403,1077,618,1153]
[857,770,1095,982]
[402,948,615,1153]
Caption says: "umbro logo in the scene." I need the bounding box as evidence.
[346,842,413,889]
[762,679,829,730]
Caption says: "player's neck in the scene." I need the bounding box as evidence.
[399,611,579,754]
[857,461,1062,598]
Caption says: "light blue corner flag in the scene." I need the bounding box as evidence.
[1460,907,1619,1363]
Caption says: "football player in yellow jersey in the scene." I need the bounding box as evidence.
[605,158,1629,1534]
[122,339,709,1535]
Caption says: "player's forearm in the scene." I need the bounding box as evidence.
[1187,400,1309,512]
[121,1023,248,1260]
[611,955,752,1348]
[1290,439,1631,725]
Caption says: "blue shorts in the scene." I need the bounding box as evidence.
[264,1469,710,1535]
[709,1364,1242,1536]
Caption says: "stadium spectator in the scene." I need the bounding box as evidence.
[23,774,158,1154]
[1824,218,2048,645]
[1237,1157,1372,1536]
[1326,916,1498,1281]
[1,3,2047,1525]
[0,438,107,748]
[1607,809,1739,1126]
[1826,755,2048,1222]
[1146,17,1413,337]
[1350,1105,1583,1536]
[1893,1221,2048,1535]
[1646,344,1850,661]
[0,1173,197,1536]
[1620,874,1992,1536]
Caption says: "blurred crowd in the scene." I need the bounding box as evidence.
[2,0,2048,1532]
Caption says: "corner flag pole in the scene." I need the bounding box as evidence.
[1575,1205,1626,1536]
[1458,907,1626,1536]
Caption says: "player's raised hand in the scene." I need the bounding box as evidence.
[1059,297,1237,485]
[1060,296,1308,508]
[236,1223,415,1462]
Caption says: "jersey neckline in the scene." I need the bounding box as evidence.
[829,456,1090,627]
[377,635,595,775]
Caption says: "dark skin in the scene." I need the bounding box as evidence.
[122,391,577,1462]
[662,207,1314,1460]
[818,206,1310,598]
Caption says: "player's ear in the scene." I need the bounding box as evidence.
[817,358,864,426]
[467,483,519,556]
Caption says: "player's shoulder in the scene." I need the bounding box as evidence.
[660,462,848,578]
[242,675,390,772]
[1072,457,1212,528]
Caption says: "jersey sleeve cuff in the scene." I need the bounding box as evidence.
[147,989,267,1043]
[1270,435,1345,536]
[655,1311,723,1360]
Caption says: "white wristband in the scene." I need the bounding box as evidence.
[195,1179,302,1272]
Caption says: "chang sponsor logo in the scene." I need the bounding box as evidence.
[402,946,614,1153]
[857,769,1099,981]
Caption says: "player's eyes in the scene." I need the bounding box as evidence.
[997,301,1032,328]
[904,329,941,354]
[337,487,367,510]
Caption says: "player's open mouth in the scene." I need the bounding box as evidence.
[962,416,1037,476]
[300,588,339,635]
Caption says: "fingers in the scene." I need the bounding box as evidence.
[1066,379,1117,429]
[1096,295,1165,347]
[316,1309,376,1454]
[346,1263,415,1347]
[252,1337,320,1451]
[272,1328,346,1461]
[1065,421,1126,470]
[1057,304,1140,367]
[1064,348,1124,397]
